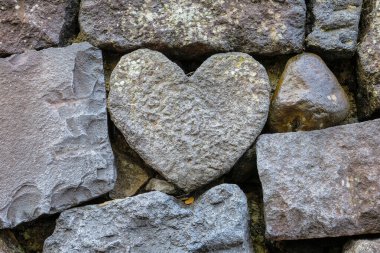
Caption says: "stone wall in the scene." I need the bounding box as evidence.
[0,0,379,252]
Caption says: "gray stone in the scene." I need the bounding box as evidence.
[79,0,306,58]
[109,150,150,199]
[306,0,362,58]
[343,238,380,253]
[269,53,350,132]
[145,178,178,195]
[0,0,79,56]
[108,49,270,192]
[43,184,253,253]
[257,119,380,240]
[0,42,115,228]
[357,0,380,119]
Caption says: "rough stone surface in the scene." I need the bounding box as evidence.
[306,0,362,57]
[343,238,380,253]
[257,119,380,240]
[0,0,79,56]
[269,53,350,132]
[357,0,380,119]
[108,49,270,192]
[109,150,150,199]
[44,184,253,253]
[145,178,178,195]
[0,231,23,253]
[0,42,115,228]
[79,0,306,58]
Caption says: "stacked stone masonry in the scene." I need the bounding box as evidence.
[0,0,379,252]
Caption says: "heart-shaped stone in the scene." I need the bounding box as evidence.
[108,49,270,192]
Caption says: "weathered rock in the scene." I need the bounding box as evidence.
[79,0,306,58]
[343,238,380,253]
[145,178,178,195]
[257,119,380,240]
[0,42,115,228]
[108,49,270,192]
[0,0,79,56]
[44,184,253,253]
[306,0,362,58]
[357,0,380,119]
[109,150,150,199]
[269,53,350,132]
[0,231,23,253]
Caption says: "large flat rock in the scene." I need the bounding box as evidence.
[257,119,380,240]
[0,42,115,228]
[0,0,79,56]
[79,0,306,58]
[357,0,380,119]
[44,184,253,253]
[108,49,270,192]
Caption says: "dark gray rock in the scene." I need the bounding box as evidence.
[306,0,362,58]
[43,184,253,253]
[145,178,178,195]
[0,0,79,56]
[269,53,350,132]
[343,238,380,253]
[357,0,380,119]
[0,42,115,228]
[108,49,270,192]
[257,119,380,240]
[79,0,306,58]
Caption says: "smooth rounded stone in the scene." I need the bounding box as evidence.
[108,49,271,192]
[343,238,380,253]
[43,184,253,253]
[0,0,79,56]
[79,0,306,58]
[145,178,178,195]
[0,231,23,253]
[269,53,350,132]
[306,0,363,58]
[357,0,380,119]
[257,119,380,240]
[0,42,115,228]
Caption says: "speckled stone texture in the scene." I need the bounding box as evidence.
[0,0,79,56]
[343,238,380,253]
[269,53,350,132]
[79,0,306,58]
[357,0,380,119]
[257,119,380,240]
[306,0,362,58]
[44,184,253,253]
[108,49,270,192]
[0,42,115,228]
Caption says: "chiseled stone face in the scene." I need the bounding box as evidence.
[0,0,79,56]
[257,119,380,240]
[108,49,270,192]
[79,0,306,58]
[357,0,380,119]
[0,42,115,228]
[306,0,363,58]
[43,184,253,253]
[269,53,350,132]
